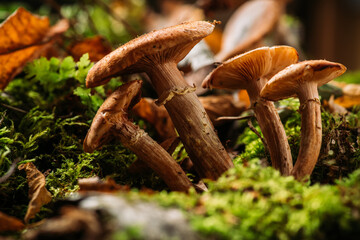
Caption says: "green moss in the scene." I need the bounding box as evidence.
[129,161,360,240]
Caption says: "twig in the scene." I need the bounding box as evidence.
[247,117,270,158]
[0,158,21,184]
[0,103,27,113]
[216,114,253,122]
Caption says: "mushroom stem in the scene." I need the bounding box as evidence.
[292,83,322,180]
[114,118,193,192]
[247,79,293,175]
[254,100,293,175]
[144,62,234,180]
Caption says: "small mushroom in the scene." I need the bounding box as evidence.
[86,21,233,180]
[202,46,299,175]
[260,60,347,180]
[83,80,192,192]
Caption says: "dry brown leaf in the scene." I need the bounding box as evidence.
[78,176,129,193]
[0,211,24,232]
[132,98,177,140]
[18,162,52,223]
[0,7,69,89]
[329,82,360,108]
[199,94,247,126]
[68,36,112,62]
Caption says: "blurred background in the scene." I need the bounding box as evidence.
[0,0,359,70]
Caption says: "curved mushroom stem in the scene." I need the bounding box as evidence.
[254,100,293,175]
[144,61,234,180]
[114,118,193,192]
[248,78,293,175]
[292,83,322,180]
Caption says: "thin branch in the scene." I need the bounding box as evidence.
[216,114,253,122]
[0,158,21,184]
[0,103,27,114]
[247,117,270,158]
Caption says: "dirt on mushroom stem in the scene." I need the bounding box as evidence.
[140,60,234,180]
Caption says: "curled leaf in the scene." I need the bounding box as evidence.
[132,98,176,140]
[18,162,52,223]
[0,7,69,89]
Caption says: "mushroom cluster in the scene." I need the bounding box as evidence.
[202,46,346,180]
[84,21,235,192]
[84,18,346,189]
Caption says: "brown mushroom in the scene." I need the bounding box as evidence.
[202,46,299,175]
[83,80,192,192]
[86,21,233,180]
[260,60,347,180]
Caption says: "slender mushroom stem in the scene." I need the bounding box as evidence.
[143,61,234,179]
[292,82,322,180]
[84,80,192,192]
[260,60,347,180]
[113,118,192,192]
[247,78,293,175]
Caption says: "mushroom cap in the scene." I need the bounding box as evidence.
[86,21,215,88]
[202,46,298,89]
[260,60,347,101]
[83,80,143,153]
[216,0,283,61]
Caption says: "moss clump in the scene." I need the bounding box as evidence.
[129,160,360,240]
[0,55,166,220]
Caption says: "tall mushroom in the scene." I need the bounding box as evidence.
[202,46,299,175]
[86,21,233,180]
[260,60,346,180]
[83,80,192,192]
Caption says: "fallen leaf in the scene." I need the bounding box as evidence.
[18,162,52,223]
[132,98,177,140]
[68,36,112,62]
[0,7,69,89]
[78,176,129,193]
[199,94,247,126]
[325,95,348,114]
[329,81,360,108]
[0,211,24,232]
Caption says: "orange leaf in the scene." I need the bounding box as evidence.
[18,162,52,223]
[0,211,24,232]
[68,36,112,62]
[199,94,247,125]
[0,7,69,89]
[132,98,177,140]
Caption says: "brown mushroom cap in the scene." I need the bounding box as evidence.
[83,80,142,153]
[86,21,215,88]
[260,60,347,102]
[202,46,298,89]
